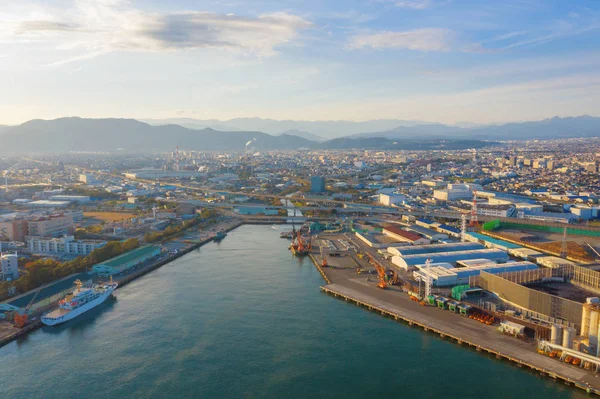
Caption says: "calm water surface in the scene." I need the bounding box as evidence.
[0,226,587,398]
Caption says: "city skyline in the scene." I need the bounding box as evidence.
[1,0,599,125]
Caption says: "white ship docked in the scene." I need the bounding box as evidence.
[41,279,118,326]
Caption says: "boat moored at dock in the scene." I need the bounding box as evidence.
[214,230,227,242]
[41,279,118,326]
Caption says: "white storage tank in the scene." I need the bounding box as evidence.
[597,323,600,358]
[550,324,562,345]
[581,304,591,336]
[562,327,575,349]
[590,308,600,352]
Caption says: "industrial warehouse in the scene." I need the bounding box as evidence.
[92,245,162,276]
[304,217,600,392]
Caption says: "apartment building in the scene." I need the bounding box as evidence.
[27,214,74,237]
[26,235,106,256]
[0,219,28,241]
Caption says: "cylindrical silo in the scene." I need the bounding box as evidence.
[551,324,562,345]
[581,304,591,336]
[589,308,599,352]
[562,327,575,349]
[596,323,600,358]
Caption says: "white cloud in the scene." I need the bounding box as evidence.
[0,0,311,63]
[394,0,431,9]
[348,28,454,51]
[480,20,600,51]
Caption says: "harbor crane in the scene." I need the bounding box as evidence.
[367,253,387,289]
[290,230,311,256]
[14,285,45,328]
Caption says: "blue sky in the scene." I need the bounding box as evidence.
[1,0,599,124]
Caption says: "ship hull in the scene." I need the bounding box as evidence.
[41,284,117,326]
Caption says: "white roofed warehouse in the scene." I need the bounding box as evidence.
[391,248,509,270]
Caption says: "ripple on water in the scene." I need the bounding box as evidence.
[0,226,590,399]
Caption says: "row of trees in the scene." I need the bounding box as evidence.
[0,238,140,301]
[143,212,217,243]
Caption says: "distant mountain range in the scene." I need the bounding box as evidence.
[143,115,600,141]
[0,118,313,153]
[143,117,430,139]
[0,117,495,154]
[0,115,598,155]
[277,129,324,142]
[352,115,600,141]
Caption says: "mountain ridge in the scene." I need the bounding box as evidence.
[0,117,495,154]
[143,117,430,138]
[142,115,600,140]
[350,115,600,140]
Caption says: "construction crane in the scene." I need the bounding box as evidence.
[14,285,44,328]
[367,253,388,289]
[560,226,568,258]
[298,232,311,253]
[470,190,478,227]
[290,230,311,256]
[391,270,401,286]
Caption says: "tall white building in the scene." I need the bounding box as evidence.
[433,183,482,202]
[433,189,472,201]
[79,174,98,184]
[0,253,19,281]
[379,193,406,206]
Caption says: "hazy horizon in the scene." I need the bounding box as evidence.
[1,114,600,128]
[1,0,599,125]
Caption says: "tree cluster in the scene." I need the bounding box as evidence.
[144,212,216,243]
[0,238,139,301]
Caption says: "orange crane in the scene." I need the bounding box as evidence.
[367,253,388,289]
[376,265,388,289]
[291,231,311,256]
[14,285,44,328]
[301,233,312,251]
[391,270,401,286]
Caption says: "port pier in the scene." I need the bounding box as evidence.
[318,282,600,396]
[308,241,600,396]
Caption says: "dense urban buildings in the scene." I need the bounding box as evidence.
[1,136,600,396]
